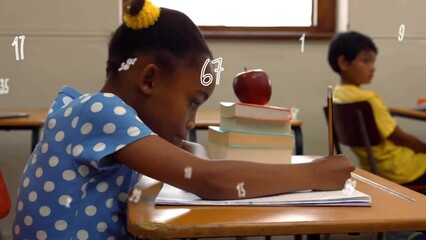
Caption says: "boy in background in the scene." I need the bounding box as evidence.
[327,30,426,240]
[328,31,426,187]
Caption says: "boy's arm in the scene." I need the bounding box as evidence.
[388,126,426,153]
[114,135,354,200]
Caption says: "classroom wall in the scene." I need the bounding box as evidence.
[0,0,119,236]
[1,0,426,237]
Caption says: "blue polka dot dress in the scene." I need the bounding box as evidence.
[12,86,154,240]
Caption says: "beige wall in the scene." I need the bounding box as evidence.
[1,0,426,237]
[0,0,119,236]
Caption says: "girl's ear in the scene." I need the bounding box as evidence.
[337,55,349,71]
[136,63,159,95]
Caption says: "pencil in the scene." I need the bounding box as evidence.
[327,85,334,156]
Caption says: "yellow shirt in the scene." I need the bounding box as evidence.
[333,85,426,183]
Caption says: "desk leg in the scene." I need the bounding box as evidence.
[293,126,303,155]
[31,127,41,152]
[189,129,197,142]
[306,234,320,240]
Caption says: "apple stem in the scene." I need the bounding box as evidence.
[244,67,247,71]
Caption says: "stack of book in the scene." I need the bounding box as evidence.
[208,102,294,164]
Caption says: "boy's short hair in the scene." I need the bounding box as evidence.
[328,31,378,73]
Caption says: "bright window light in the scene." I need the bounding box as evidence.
[151,0,313,27]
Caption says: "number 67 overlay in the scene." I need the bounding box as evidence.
[200,57,224,86]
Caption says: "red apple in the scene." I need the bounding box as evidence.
[233,69,272,105]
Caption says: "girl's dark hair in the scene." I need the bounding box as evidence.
[327,31,378,73]
[106,0,213,77]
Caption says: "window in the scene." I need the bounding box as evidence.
[151,0,336,38]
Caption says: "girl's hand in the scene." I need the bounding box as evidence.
[181,140,210,159]
[310,154,355,191]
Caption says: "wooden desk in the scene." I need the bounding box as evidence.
[0,109,47,151]
[389,107,426,121]
[128,161,426,239]
[192,109,304,155]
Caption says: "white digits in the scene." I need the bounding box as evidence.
[118,58,138,71]
[342,179,356,195]
[12,35,25,61]
[128,188,142,203]
[118,62,129,71]
[398,24,405,42]
[200,57,224,86]
[200,58,213,86]
[0,78,10,95]
[184,166,192,179]
[236,182,246,198]
[211,57,224,85]
[299,33,305,53]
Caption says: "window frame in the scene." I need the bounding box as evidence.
[199,0,336,39]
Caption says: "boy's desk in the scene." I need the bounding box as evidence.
[128,156,426,239]
[0,109,48,151]
[389,107,426,121]
[193,109,304,155]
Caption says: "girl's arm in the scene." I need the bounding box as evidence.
[114,135,354,200]
[388,126,426,153]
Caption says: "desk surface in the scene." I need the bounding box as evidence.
[389,107,426,121]
[0,109,300,128]
[0,109,47,127]
[195,109,301,128]
[128,157,426,239]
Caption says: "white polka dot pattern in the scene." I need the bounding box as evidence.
[77,229,89,240]
[62,96,73,105]
[71,116,79,128]
[31,154,37,164]
[43,181,55,192]
[85,205,97,216]
[114,106,126,115]
[93,142,106,152]
[127,126,140,137]
[64,107,73,117]
[36,230,47,240]
[72,145,84,157]
[96,182,108,192]
[41,143,49,153]
[55,220,68,231]
[49,156,59,167]
[39,206,51,217]
[24,215,33,226]
[55,131,65,142]
[78,165,89,177]
[47,119,56,129]
[12,87,154,239]
[91,102,103,113]
[103,123,116,134]
[35,167,43,178]
[22,177,30,187]
[62,170,76,181]
[97,222,107,232]
[17,201,23,211]
[80,123,92,135]
[29,191,37,202]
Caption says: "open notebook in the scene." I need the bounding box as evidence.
[155,183,372,207]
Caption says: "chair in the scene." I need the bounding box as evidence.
[0,170,11,240]
[323,101,426,193]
